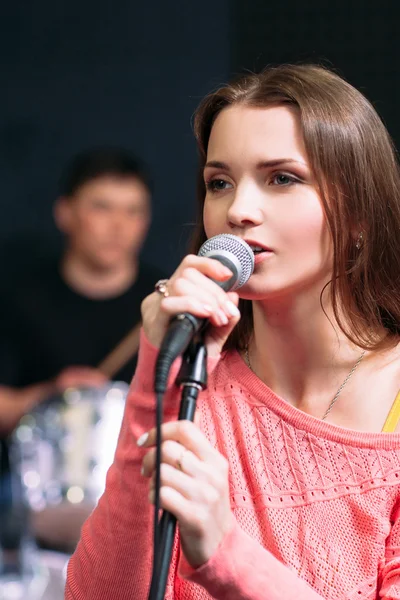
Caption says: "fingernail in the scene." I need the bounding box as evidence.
[220,266,233,276]
[217,309,229,325]
[137,432,149,447]
[225,301,240,317]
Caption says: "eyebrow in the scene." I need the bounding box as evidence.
[204,159,307,171]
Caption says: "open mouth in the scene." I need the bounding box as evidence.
[249,245,265,255]
[247,243,271,255]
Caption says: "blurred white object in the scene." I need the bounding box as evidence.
[10,382,128,552]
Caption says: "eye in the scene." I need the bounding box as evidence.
[205,179,233,193]
[127,206,145,216]
[91,199,111,210]
[270,173,299,186]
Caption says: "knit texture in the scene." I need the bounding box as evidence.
[65,331,400,600]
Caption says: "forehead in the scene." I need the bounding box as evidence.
[207,105,307,164]
[74,175,150,204]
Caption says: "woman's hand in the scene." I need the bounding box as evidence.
[139,420,234,569]
[141,255,241,357]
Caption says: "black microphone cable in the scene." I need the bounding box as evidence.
[148,234,254,599]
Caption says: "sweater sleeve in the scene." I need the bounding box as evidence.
[65,330,219,600]
[379,500,400,599]
[178,519,325,600]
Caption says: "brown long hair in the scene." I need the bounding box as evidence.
[190,64,400,352]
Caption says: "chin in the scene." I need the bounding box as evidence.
[236,275,273,300]
[238,274,332,303]
[87,256,121,271]
[99,251,129,267]
[238,287,271,302]
[237,276,295,302]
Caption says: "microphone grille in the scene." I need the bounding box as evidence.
[198,234,254,289]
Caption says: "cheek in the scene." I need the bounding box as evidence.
[77,214,107,243]
[127,219,149,240]
[279,199,328,248]
[288,215,332,271]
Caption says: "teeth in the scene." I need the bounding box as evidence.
[249,245,264,252]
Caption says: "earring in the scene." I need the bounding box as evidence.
[355,231,364,250]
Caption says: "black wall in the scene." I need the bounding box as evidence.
[1,1,399,285]
[0,1,231,280]
[232,1,400,146]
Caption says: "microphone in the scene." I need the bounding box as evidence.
[154,234,254,393]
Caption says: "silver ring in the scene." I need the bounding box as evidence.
[154,278,170,298]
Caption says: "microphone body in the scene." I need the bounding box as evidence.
[155,234,254,392]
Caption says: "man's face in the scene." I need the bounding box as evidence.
[56,175,151,270]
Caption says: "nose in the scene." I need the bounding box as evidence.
[109,210,128,236]
[112,212,125,227]
[226,184,263,230]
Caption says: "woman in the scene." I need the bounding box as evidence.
[65,65,400,599]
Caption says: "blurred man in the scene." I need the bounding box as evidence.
[0,147,163,433]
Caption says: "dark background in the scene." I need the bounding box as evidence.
[231,1,399,144]
[0,1,398,283]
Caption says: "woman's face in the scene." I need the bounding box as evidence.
[203,105,333,300]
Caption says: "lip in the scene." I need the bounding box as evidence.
[244,239,273,253]
[253,251,272,265]
[241,238,273,267]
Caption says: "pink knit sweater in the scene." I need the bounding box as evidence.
[65,331,400,600]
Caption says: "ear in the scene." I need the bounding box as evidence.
[53,196,74,234]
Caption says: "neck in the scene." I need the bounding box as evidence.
[248,287,365,414]
[61,250,138,299]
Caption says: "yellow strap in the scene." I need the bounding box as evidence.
[382,391,400,433]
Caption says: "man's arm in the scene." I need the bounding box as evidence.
[0,382,54,434]
[0,366,108,434]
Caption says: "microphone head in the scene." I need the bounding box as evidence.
[198,234,255,290]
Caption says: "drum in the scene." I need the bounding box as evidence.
[10,382,128,553]
[0,544,69,600]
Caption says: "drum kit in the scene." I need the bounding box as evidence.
[0,381,128,600]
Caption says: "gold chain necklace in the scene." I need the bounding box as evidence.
[244,346,366,421]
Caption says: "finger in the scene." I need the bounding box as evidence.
[149,486,212,536]
[162,277,240,325]
[141,440,183,476]
[142,442,210,481]
[204,304,241,356]
[138,420,223,465]
[159,295,215,320]
[167,277,223,318]
[148,463,214,503]
[176,267,233,305]
[226,291,239,306]
[174,269,241,320]
[170,274,227,316]
[160,296,233,327]
[174,255,233,283]
[61,374,107,387]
